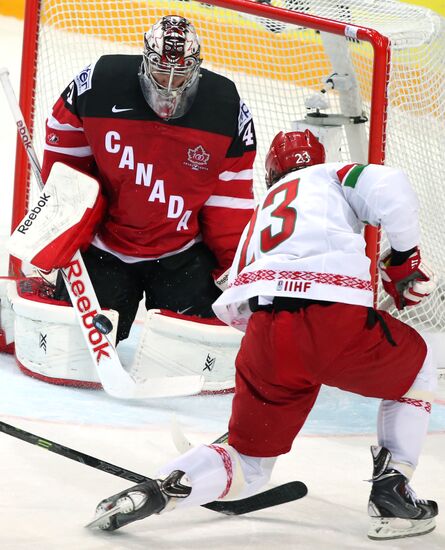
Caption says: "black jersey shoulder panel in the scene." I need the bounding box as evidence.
[75,55,240,138]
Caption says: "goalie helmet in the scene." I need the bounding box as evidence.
[265,130,326,188]
[139,15,202,120]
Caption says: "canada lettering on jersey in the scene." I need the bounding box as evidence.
[42,55,256,263]
[104,130,192,231]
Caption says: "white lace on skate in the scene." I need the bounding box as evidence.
[404,484,428,507]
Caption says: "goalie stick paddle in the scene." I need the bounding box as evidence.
[0,420,307,515]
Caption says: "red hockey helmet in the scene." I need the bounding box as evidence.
[265,130,326,187]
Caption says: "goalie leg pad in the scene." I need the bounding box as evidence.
[0,277,16,353]
[11,279,118,387]
[130,309,243,394]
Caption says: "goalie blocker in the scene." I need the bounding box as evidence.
[5,282,240,393]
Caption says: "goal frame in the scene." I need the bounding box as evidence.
[12,0,391,290]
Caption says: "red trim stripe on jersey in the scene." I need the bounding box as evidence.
[337,163,368,188]
[336,163,357,183]
[231,269,373,291]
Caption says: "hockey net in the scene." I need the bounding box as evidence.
[12,0,445,341]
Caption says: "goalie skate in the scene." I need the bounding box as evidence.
[367,446,438,540]
[87,470,191,531]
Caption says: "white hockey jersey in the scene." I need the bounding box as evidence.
[213,162,421,330]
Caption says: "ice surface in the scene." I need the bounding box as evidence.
[0,14,444,550]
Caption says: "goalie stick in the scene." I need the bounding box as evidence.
[0,67,204,399]
[0,420,307,515]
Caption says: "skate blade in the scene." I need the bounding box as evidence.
[85,503,126,530]
[368,516,436,540]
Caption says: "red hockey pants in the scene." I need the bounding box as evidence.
[228,303,427,457]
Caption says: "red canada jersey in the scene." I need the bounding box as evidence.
[42,55,257,277]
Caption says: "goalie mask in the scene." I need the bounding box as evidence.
[265,130,326,188]
[139,15,202,120]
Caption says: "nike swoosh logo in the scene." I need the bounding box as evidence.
[112,105,133,113]
[178,306,192,315]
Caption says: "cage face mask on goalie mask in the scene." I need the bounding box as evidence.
[139,15,202,120]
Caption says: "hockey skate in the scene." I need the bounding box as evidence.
[367,446,438,540]
[86,470,191,531]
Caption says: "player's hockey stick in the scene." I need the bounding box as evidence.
[0,420,307,515]
[203,482,307,515]
[0,67,204,399]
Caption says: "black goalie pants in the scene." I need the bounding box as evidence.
[54,243,222,343]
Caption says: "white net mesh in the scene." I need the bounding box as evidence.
[23,0,445,333]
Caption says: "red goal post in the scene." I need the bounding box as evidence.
[11,0,445,340]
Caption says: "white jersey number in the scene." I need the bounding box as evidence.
[242,121,255,147]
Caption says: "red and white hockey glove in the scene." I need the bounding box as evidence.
[379,248,436,310]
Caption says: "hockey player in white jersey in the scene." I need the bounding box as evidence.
[90,130,438,540]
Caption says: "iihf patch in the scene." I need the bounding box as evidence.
[74,61,96,96]
[238,100,252,134]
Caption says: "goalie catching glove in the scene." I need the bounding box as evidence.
[8,162,105,271]
[379,248,436,310]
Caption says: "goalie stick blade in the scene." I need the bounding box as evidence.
[202,481,308,515]
[100,368,204,400]
[93,353,204,399]
[129,375,205,399]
